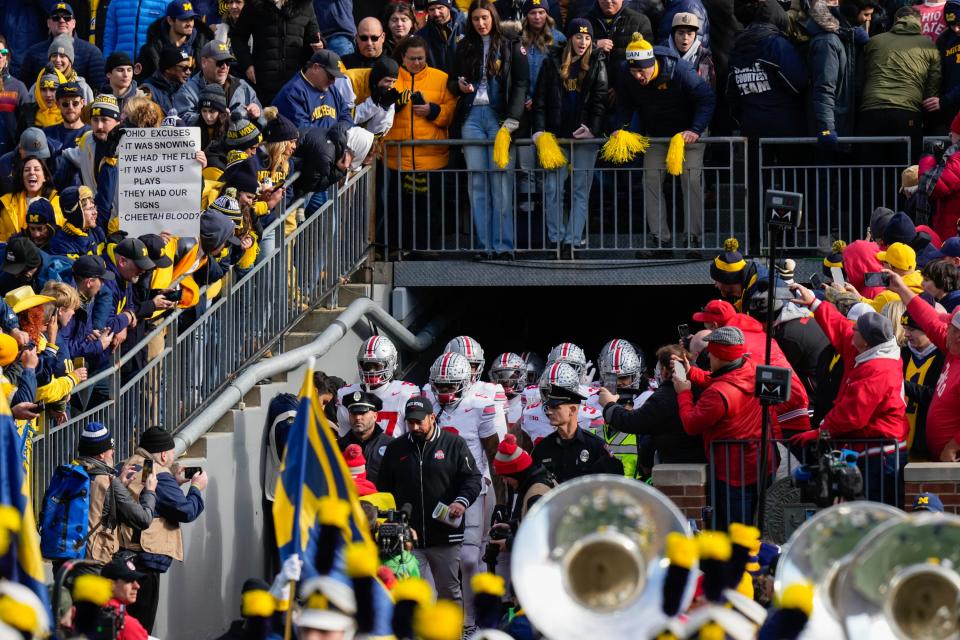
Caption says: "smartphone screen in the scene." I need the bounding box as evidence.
[678,324,690,340]
[830,267,845,286]
[864,272,888,288]
[809,273,823,289]
[673,360,687,382]
[141,458,153,484]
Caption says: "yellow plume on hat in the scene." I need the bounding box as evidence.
[535,132,567,170]
[393,578,433,606]
[345,542,379,578]
[73,575,113,606]
[242,590,276,618]
[413,600,463,640]
[493,126,512,169]
[666,531,698,570]
[318,497,351,529]
[470,572,505,597]
[779,582,814,616]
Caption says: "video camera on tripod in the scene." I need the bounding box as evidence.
[376,503,413,558]
[793,432,863,508]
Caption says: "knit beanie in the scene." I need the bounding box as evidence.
[262,106,299,143]
[226,113,262,149]
[60,185,93,227]
[856,312,894,348]
[774,257,796,283]
[209,190,243,223]
[158,45,190,72]
[39,72,60,91]
[198,84,228,112]
[522,0,549,14]
[89,94,120,120]
[625,33,655,68]
[139,426,175,453]
[566,17,593,38]
[343,444,367,477]
[48,34,75,64]
[369,57,400,93]
[492,434,532,476]
[106,51,133,72]
[26,198,57,228]
[869,206,895,241]
[882,212,916,247]
[822,240,846,277]
[222,159,260,195]
[77,422,114,456]
[711,238,747,284]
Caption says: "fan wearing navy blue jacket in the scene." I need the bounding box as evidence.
[272,50,355,131]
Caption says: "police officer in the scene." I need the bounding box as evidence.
[338,390,392,485]
[531,363,624,483]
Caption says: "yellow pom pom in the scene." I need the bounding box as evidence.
[780,582,814,617]
[697,531,732,561]
[493,126,512,169]
[318,497,350,528]
[831,239,847,253]
[630,32,645,43]
[666,532,698,570]
[535,132,567,170]
[736,571,754,600]
[242,590,276,618]
[393,578,433,606]
[413,600,463,640]
[72,575,113,606]
[723,237,740,253]
[656,633,679,640]
[728,523,760,549]
[699,621,725,640]
[666,133,685,177]
[470,572,505,597]
[263,106,279,122]
[600,129,650,164]
[345,542,379,578]
[0,595,39,633]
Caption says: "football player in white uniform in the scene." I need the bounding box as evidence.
[335,335,421,437]
[520,351,545,387]
[425,351,502,632]
[519,362,605,446]
[446,335,508,420]
[598,339,653,408]
[489,352,526,437]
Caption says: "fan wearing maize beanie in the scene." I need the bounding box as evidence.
[710,237,767,312]
[492,434,557,524]
[612,32,715,252]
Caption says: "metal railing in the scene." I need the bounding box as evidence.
[382,137,748,258]
[707,437,905,533]
[29,167,374,507]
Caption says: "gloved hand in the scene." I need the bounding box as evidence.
[581,360,596,385]
[269,553,303,601]
[787,429,822,448]
[531,131,544,144]
[103,126,127,157]
[502,118,520,133]
[376,87,402,109]
[817,129,838,150]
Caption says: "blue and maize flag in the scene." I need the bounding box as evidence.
[273,365,393,634]
[0,389,51,613]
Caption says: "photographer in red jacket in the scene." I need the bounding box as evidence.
[788,283,908,507]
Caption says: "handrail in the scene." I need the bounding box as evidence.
[172,297,447,455]
[382,135,749,148]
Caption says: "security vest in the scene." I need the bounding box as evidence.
[905,348,939,450]
[603,424,638,479]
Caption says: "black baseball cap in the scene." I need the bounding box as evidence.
[307,50,345,78]
[2,238,42,275]
[72,255,115,281]
[115,238,157,270]
[138,234,174,268]
[404,396,434,421]
[101,556,146,582]
[344,389,382,414]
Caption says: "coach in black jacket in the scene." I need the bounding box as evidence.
[377,395,482,605]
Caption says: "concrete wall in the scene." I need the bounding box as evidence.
[153,284,396,639]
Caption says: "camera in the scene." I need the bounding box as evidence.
[376,504,412,558]
[482,505,517,571]
[924,139,947,164]
[792,433,863,508]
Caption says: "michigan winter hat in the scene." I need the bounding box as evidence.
[877,242,916,272]
[901,292,936,329]
[198,84,227,112]
[822,240,846,276]
[855,311,894,348]
[882,212,916,247]
[159,45,190,72]
[625,32,656,68]
[566,17,593,38]
[704,326,746,361]
[222,159,260,195]
[38,72,60,91]
[90,94,120,120]
[522,0,549,14]
[711,238,747,284]
[208,191,243,222]
[78,422,114,456]
[262,106,298,143]
[48,34,75,64]
[493,434,532,476]
[26,198,56,229]
[139,426,175,453]
[226,113,262,150]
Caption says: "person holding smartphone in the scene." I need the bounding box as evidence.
[861,242,924,312]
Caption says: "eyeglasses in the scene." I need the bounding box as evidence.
[358,33,383,42]
[175,64,192,72]
[215,59,231,67]
[50,14,73,21]
[58,99,82,107]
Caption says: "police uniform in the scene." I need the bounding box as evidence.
[519,400,604,446]
[531,426,624,483]
[337,390,393,485]
[335,379,421,437]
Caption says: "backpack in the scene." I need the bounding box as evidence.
[39,462,95,560]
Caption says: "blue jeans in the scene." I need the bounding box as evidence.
[858,449,906,507]
[543,141,598,246]
[325,35,355,57]
[714,479,758,528]
[462,105,514,252]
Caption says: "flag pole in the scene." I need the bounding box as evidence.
[283,358,316,640]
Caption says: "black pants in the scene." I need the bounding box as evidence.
[856,108,923,165]
[127,566,161,633]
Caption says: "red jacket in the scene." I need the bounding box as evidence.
[106,599,148,640]
[842,240,886,299]
[813,301,908,445]
[678,358,768,486]
[922,152,960,241]
[906,296,960,458]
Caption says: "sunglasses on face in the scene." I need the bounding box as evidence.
[358,33,383,42]
[215,59,230,67]
[59,99,82,107]
[0,49,8,56]
[175,64,192,72]
[50,14,73,21]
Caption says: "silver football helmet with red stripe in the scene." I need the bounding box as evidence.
[429,351,472,406]
[520,351,545,386]
[546,342,587,377]
[599,340,644,390]
[489,352,525,397]
[538,362,582,404]
[446,335,485,383]
[357,335,398,389]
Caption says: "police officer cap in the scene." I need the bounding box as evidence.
[344,390,382,414]
[543,384,586,407]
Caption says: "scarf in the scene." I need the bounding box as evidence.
[668,37,701,64]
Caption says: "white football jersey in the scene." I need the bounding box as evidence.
[519,400,604,446]
[424,383,503,482]
[506,394,523,434]
[335,380,421,437]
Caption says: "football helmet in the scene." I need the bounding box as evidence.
[357,335,398,389]
[520,351,545,386]
[489,352,526,397]
[600,342,644,390]
[546,342,587,376]
[538,361,582,404]
[446,336,485,383]
[429,352,473,406]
